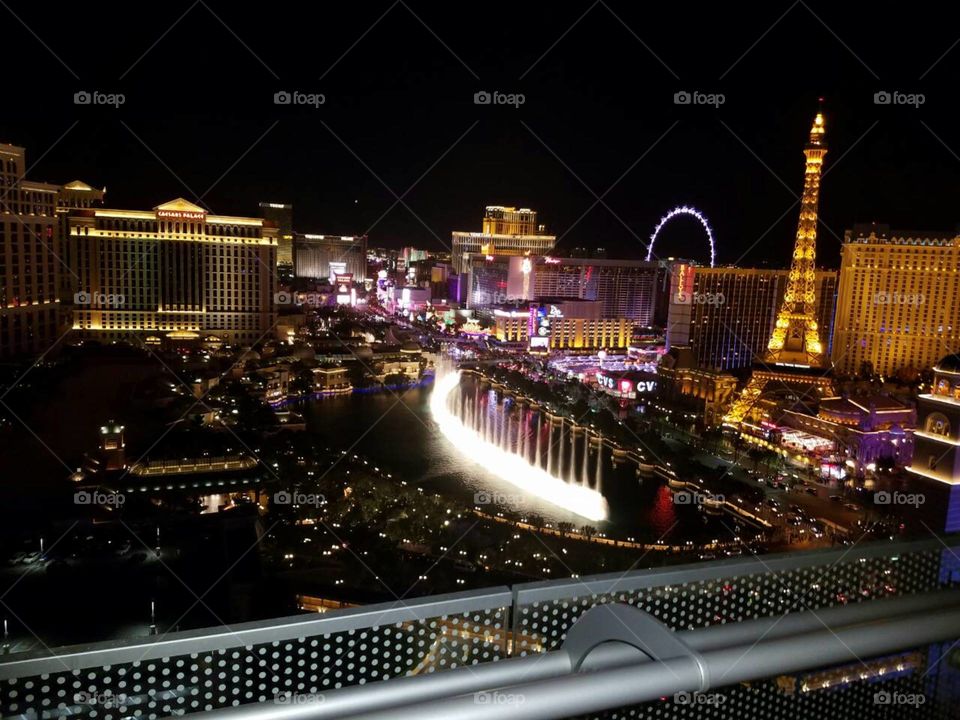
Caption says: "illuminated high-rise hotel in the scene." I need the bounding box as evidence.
[451,206,555,275]
[294,233,368,282]
[0,144,62,357]
[481,206,538,235]
[259,202,294,266]
[831,224,960,377]
[466,254,666,323]
[666,265,837,372]
[59,180,106,304]
[67,198,277,345]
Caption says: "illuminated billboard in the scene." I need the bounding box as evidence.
[528,304,557,353]
[335,273,354,305]
[596,371,656,399]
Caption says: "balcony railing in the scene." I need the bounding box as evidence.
[2,535,960,719]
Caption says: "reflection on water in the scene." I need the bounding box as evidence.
[299,376,730,544]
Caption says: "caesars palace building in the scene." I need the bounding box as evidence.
[67,198,277,346]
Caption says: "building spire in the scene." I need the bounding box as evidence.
[765,110,828,367]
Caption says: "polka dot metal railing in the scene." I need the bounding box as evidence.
[0,587,511,719]
[511,536,960,719]
[2,538,960,720]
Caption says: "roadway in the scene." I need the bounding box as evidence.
[660,436,868,537]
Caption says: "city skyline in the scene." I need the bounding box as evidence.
[4,4,960,719]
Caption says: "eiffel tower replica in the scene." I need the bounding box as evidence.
[723,110,835,428]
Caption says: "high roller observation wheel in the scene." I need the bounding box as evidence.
[646,205,716,267]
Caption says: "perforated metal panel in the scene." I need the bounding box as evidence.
[511,539,960,720]
[0,589,510,719]
[3,540,960,720]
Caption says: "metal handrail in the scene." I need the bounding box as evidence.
[0,586,513,680]
[179,588,960,720]
[1,536,948,680]
[2,535,959,720]
[360,602,960,720]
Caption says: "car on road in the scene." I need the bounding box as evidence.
[829,495,843,503]
[843,502,862,512]
[805,487,818,496]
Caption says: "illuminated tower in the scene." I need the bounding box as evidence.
[724,111,835,427]
[766,112,827,365]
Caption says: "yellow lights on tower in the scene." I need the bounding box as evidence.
[723,109,835,427]
[764,111,829,367]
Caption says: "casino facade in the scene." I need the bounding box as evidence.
[67,198,277,345]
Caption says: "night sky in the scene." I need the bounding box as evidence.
[2,0,958,268]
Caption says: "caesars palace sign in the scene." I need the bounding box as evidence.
[157,209,207,221]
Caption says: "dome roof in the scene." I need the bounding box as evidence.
[935,354,960,373]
